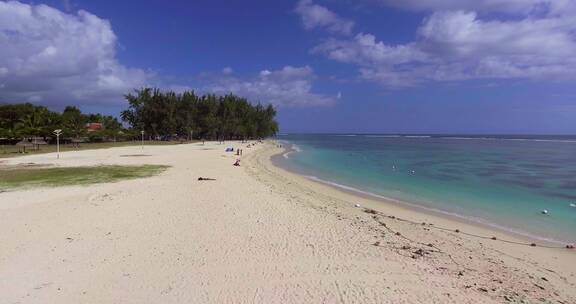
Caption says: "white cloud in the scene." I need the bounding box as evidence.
[207,66,335,107]
[313,33,427,66]
[376,0,542,14]
[311,3,576,87]
[0,1,152,106]
[222,67,233,75]
[0,1,336,109]
[295,0,354,35]
[259,70,272,77]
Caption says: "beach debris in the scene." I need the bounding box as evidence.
[372,241,380,246]
[530,243,537,247]
[569,203,576,208]
[413,248,427,256]
[454,229,460,233]
[120,154,151,157]
[198,177,216,181]
[354,203,361,208]
[364,208,378,214]
[491,236,497,240]
[33,282,53,290]
[541,209,548,215]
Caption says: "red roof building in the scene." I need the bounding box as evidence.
[85,122,104,132]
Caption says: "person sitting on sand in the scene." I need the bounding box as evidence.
[233,159,241,166]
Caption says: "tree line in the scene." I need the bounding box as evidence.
[0,103,124,142]
[0,88,278,143]
[121,88,278,140]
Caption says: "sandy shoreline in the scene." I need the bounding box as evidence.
[271,145,572,247]
[1,141,575,303]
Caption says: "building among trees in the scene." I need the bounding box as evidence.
[0,87,279,145]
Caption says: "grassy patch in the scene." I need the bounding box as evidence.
[0,141,192,159]
[0,165,169,191]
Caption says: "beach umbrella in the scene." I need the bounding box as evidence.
[31,137,48,150]
[15,139,34,153]
[31,137,48,145]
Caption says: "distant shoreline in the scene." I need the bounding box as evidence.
[276,133,576,144]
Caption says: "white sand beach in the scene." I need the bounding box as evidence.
[1,141,575,303]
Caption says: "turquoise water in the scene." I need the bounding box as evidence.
[275,134,576,244]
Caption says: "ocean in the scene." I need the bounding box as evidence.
[274,134,576,244]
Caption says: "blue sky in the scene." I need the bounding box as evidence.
[1,0,576,134]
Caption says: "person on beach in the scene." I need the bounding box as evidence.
[233,159,241,166]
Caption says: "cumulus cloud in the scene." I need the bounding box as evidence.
[310,2,576,87]
[0,2,332,109]
[207,66,335,107]
[0,1,152,106]
[375,0,545,14]
[313,33,427,66]
[295,0,354,35]
[374,0,576,17]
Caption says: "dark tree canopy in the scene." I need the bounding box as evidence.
[0,89,279,142]
[121,88,279,140]
[0,103,124,141]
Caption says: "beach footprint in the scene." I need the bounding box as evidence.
[88,192,117,205]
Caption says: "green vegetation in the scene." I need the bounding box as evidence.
[121,88,279,141]
[1,88,279,154]
[0,103,126,141]
[0,165,169,191]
